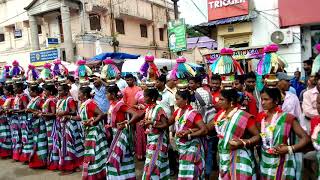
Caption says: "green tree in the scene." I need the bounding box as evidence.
[186,24,204,38]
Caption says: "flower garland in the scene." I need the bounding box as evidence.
[260,110,280,154]
[312,124,320,151]
[214,107,238,139]
[144,104,155,134]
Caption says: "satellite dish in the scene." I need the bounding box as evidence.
[271,31,285,44]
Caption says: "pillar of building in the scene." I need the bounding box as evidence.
[61,3,74,62]
[29,15,40,51]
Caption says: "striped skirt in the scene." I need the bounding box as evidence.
[46,119,61,170]
[0,115,12,158]
[29,117,48,168]
[260,149,296,180]
[317,152,320,179]
[106,128,136,180]
[20,114,35,163]
[218,148,256,180]
[59,120,84,171]
[82,123,108,180]
[10,114,24,161]
[176,138,205,180]
[142,132,170,180]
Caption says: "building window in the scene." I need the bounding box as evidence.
[115,19,125,34]
[89,14,101,31]
[13,27,22,39]
[140,24,148,38]
[159,28,164,41]
[0,34,4,42]
[38,25,42,34]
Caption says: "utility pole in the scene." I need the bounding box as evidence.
[171,0,181,56]
[172,0,179,20]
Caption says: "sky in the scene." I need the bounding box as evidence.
[178,0,208,25]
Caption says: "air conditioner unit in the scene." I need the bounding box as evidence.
[270,29,294,45]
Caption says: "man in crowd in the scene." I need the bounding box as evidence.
[291,70,306,97]
[116,72,128,91]
[303,58,313,84]
[243,72,258,116]
[188,75,212,112]
[67,75,78,103]
[155,74,176,176]
[93,77,109,113]
[303,74,320,122]
[166,74,177,95]
[210,74,222,110]
[123,74,141,108]
[233,75,244,92]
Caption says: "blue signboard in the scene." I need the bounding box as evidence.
[47,38,59,45]
[30,49,59,66]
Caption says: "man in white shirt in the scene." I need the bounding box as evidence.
[116,72,128,91]
[155,74,175,117]
[67,75,79,102]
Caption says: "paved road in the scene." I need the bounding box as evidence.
[0,159,145,180]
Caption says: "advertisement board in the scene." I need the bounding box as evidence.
[208,0,249,21]
[30,49,59,66]
[168,18,187,53]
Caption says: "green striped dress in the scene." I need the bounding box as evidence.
[174,106,205,180]
[214,109,256,179]
[57,97,84,171]
[79,99,108,180]
[106,101,136,180]
[260,112,296,180]
[142,105,170,180]
[0,96,13,158]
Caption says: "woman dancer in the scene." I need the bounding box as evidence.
[106,85,139,180]
[207,89,260,179]
[24,85,48,168]
[41,82,59,170]
[11,81,29,161]
[258,87,309,180]
[0,85,14,158]
[56,83,84,174]
[141,88,170,179]
[169,90,208,180]
[68,86,108,180]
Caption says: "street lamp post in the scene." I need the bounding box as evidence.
[171,0,179,20]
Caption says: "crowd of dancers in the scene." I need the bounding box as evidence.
[0,43,319,180]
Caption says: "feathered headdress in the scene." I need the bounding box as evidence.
[26,64,40,84]
[170,57,196,90]
[257,44,287,75]
[311,44,320,75]
[140,54,160,88]
[10,60,24,77]
[210,48,244,89]
[52,59,68,78]
[40,63,53,80]
[100,59,120,81]
[75,60,92,79]
[210,48,244,75]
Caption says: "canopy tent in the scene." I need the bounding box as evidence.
[90,52,141,61]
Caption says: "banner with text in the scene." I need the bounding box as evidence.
[30,49,59,66]
[208,0,249,21]
[168,18,187,53]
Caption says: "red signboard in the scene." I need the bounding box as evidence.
[208,0,249,21]
[279,0,320,27]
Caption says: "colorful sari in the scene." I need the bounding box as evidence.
[106,101,136,180]
[80,99,108,180]
[20,96,44,163]
[0,96,13,158]
[142,104,170,180]
[214,108,256,180]
[174,106,205,180]
[26,96,48,168]
[57,96,84,171]
[134,90,146,160]
[42,96,59,170]
[11,93,29,161]
[311,116,320,178]
[259,112,296,180]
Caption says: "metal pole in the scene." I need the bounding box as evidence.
[172,0,179,20]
